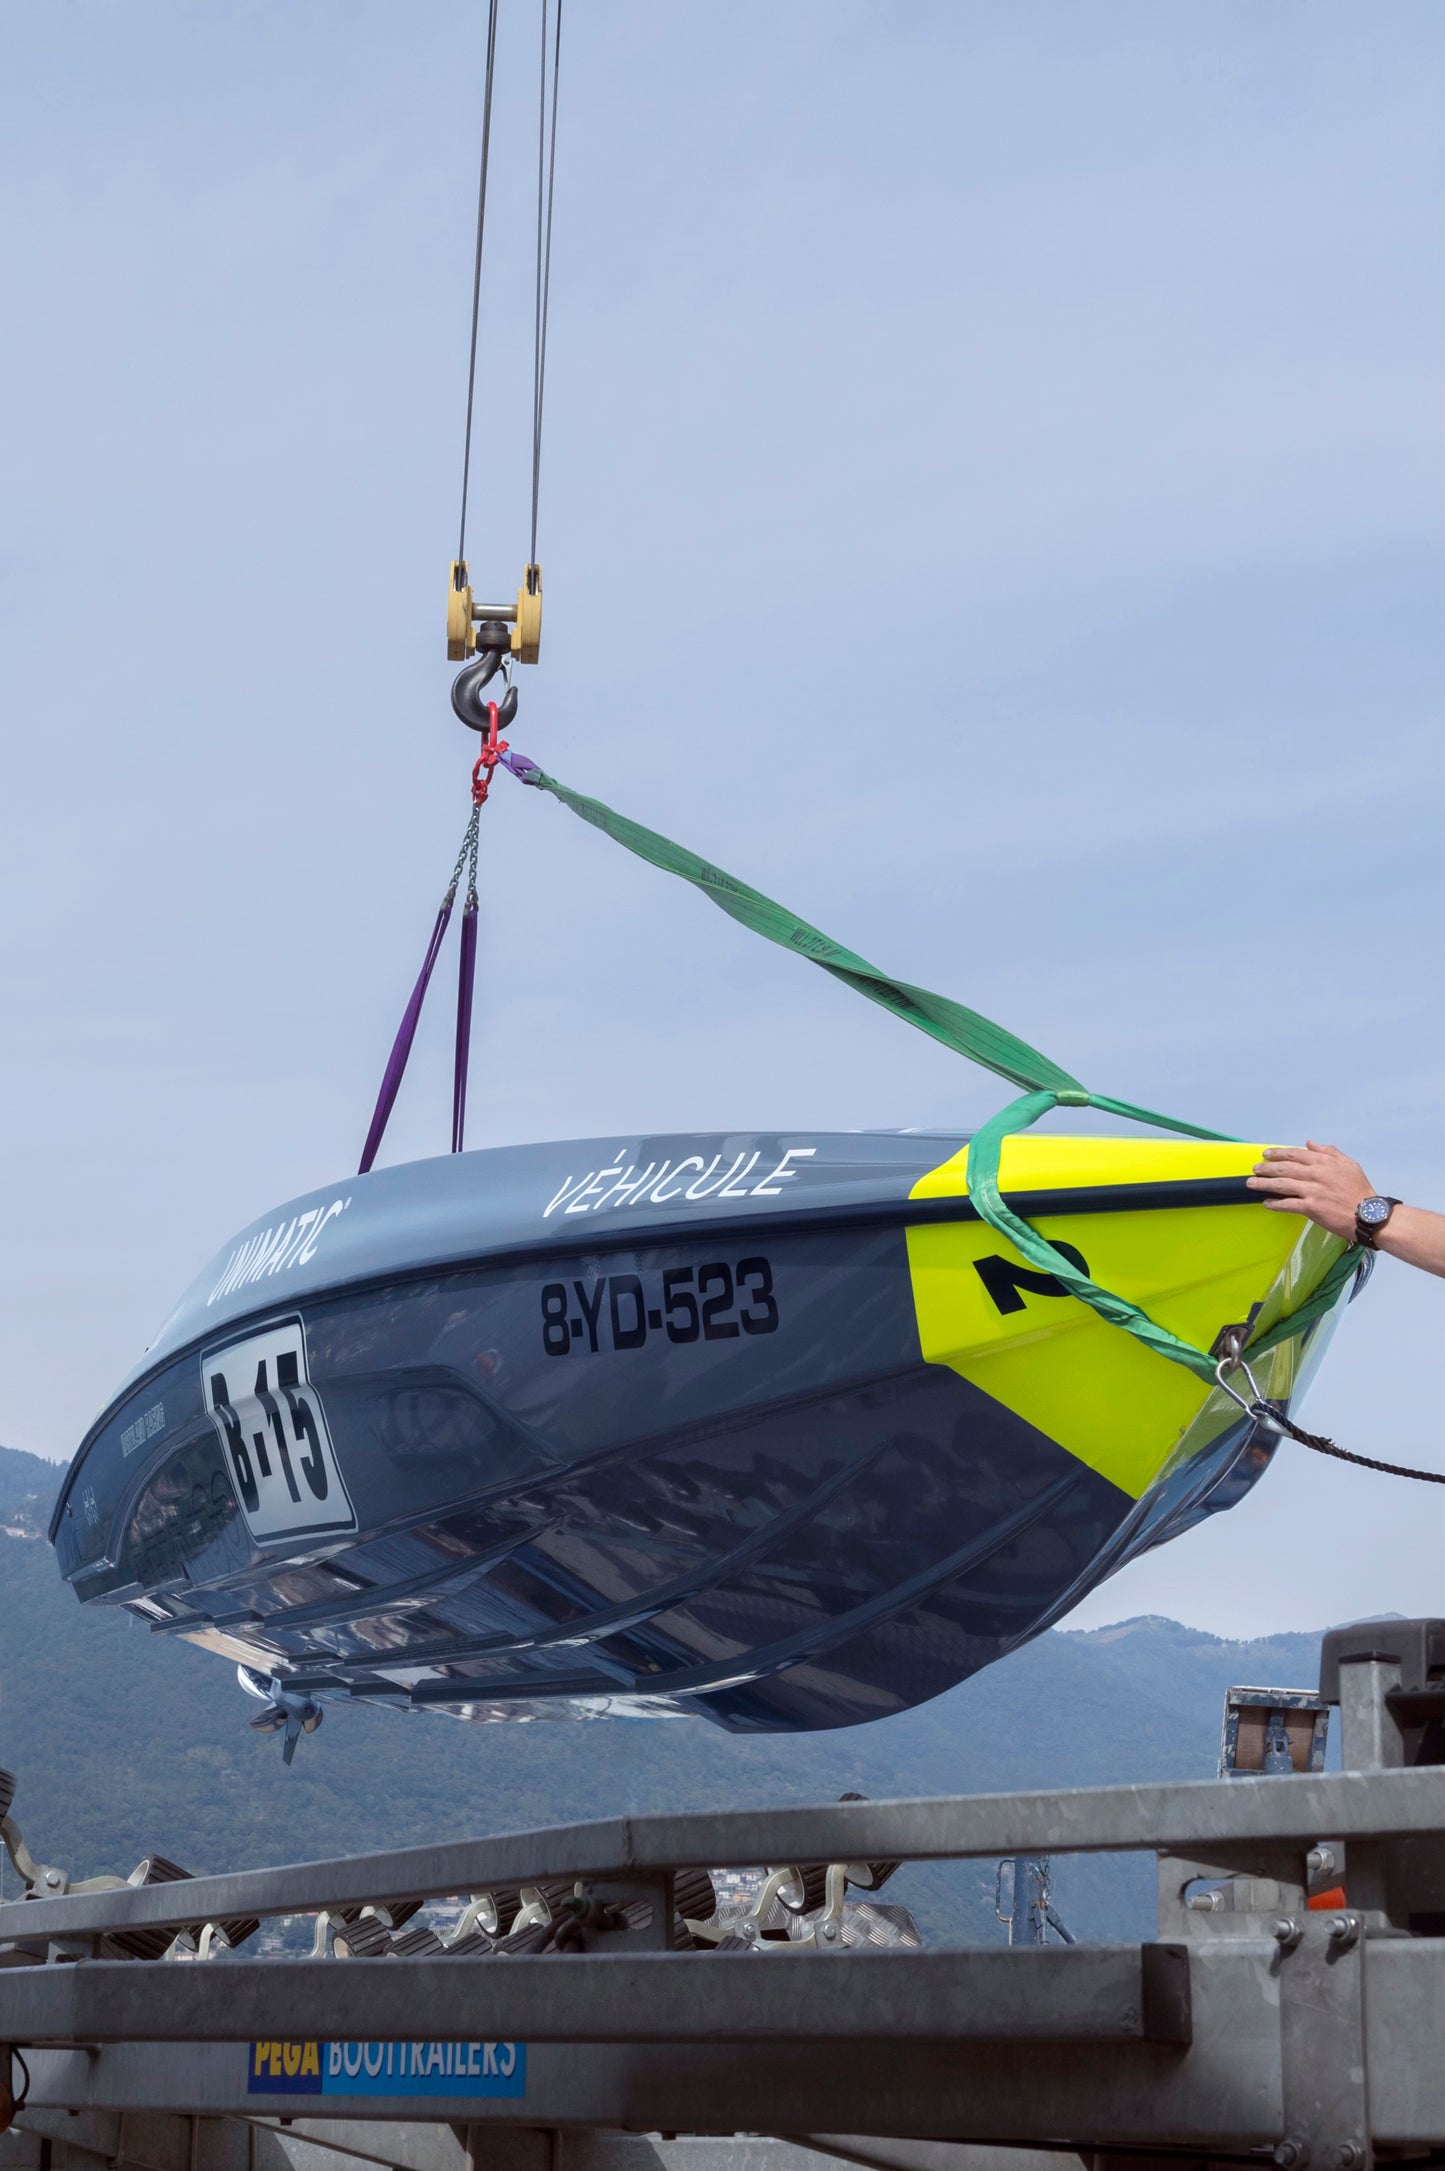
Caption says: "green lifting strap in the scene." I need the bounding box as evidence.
[511,760,1357,1379]
[523,768,1082,1094]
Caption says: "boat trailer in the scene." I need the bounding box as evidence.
[1,1620,1440,2171]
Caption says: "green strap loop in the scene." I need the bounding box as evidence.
[515,763,1355,1379]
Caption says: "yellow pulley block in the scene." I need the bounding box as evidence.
[512,564,542,664]
[444,560,544,664]
[447,561,475,660]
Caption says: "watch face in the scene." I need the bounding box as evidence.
[1357,1195,1392,1227]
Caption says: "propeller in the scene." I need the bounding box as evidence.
[237,1665,324,1767]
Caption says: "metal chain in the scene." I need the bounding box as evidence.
[465,804,481,914]
[446,805,482,906]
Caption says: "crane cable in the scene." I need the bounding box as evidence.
[455,0,563,576]
[531,0,563,569]
[367,1,563,1175]
[457,0,500,569]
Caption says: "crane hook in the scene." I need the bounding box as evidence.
[452,654,519,733]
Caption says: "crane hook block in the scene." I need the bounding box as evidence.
[445,560,543,664]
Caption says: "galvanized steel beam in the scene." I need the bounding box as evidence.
[0,1946,1190,2048]
[1,1771,1435,1950]
[2,1941,1291,2149]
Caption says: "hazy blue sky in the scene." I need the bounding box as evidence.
[2,2,1439,1635]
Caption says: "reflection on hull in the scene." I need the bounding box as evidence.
[51,1130,1351,1734]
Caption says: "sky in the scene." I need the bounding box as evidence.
[1,0,1440,1638]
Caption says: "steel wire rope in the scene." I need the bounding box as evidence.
[530,0,564,567]
[458,0,501,566]
[1263,1411,1445,1486]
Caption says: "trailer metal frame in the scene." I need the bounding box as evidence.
[2,1621,1440,2171]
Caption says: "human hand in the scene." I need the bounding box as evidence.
[1246,1141,1373,1241]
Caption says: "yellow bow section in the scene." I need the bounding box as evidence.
[905,1136,1316,1499]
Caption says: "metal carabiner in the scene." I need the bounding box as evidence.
[1213,1330,1285,1434]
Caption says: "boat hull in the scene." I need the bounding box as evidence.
[51,1130,1353,1733]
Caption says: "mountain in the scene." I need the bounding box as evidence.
[0,1444,62,1535]
[0,1446,1330,1943]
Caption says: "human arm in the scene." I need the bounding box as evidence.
[1247,1141,1445,1279]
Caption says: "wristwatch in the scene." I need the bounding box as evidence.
[1353,1195,1401,1248]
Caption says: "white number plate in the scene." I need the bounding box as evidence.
[201,1317,355,1543]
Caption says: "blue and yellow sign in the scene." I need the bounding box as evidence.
[247,2040,526,2098]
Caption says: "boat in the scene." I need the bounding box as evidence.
[50,1127,1354,1735]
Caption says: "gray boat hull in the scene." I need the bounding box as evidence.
[51,1129,1347,1733]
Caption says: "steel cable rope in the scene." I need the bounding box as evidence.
[1210,1329,1445,1485]
[371,4,560,1177]
[530,0,563,566]
[1257,1421,1444,1486]
[458,0,501,565]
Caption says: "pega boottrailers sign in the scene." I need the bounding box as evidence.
[247,2039,526,2098]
